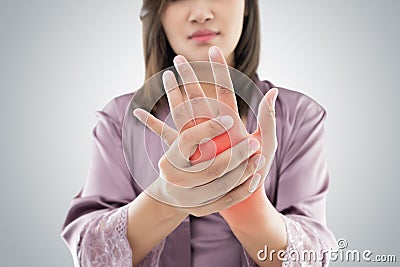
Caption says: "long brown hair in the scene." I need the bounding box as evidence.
[140,0,260,118]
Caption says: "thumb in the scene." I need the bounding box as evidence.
[252,88,278,136]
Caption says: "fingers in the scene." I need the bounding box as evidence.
[180,138,260,186]
[173,56,214,120]
[230,153,265,188]
[257,88,278,126]
[133,108,178,146]
[254,88,279,159]
[146,153,266,208]
[179,153,265,206]
[177,115,234,159]
[188,172,263,216]
[208,46,239,115]
[199,153,265,201]
[162,71,195,131]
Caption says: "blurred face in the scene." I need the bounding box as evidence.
[161,0,246,66]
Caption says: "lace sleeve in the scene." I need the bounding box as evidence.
[241,213,335,267]
[280,214,336,266]
[78,205,132,266]
[78,204,166,267]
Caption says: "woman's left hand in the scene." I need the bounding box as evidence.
[203,46,278,220]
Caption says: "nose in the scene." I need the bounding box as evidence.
[188,1,214,23]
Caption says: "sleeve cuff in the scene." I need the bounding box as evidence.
[78,205,133,266]
[77,204,167,267]
[241,214,328,267]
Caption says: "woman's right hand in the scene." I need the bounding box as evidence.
[134,108,265,209]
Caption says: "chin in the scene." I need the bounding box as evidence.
[177,47,210,62]
[185,56,209,63]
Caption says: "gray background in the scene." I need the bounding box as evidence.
[0,0,398,266]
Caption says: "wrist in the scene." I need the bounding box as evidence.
[220,187,267,223]
[220,187,277,233]
[132,191,188,224]
[220,192,287,252]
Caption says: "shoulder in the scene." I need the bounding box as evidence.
[97,91,136,127]
[259,79,327,126]
[277,87,326,122]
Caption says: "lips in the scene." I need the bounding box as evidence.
[189,29,219,43]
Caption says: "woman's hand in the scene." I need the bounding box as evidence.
[133,46,278,217]
[134,57,266,210]
[204,47,279,220]
[135,105,268,216]
[170,46,278,198]
[135,107,264,209]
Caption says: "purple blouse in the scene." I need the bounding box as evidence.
[61,78,337,266]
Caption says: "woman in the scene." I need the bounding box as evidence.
[61,0,337,266]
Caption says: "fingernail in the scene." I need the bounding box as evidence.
[209,46,219,58]
[162,71,172,83]
[216,115,233,128]
[133,109,150,126]
[248,173,261,193]
[133,109,145,121]
[254,155,266,170]
[249,139,260,152]
[174,55,186,65]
